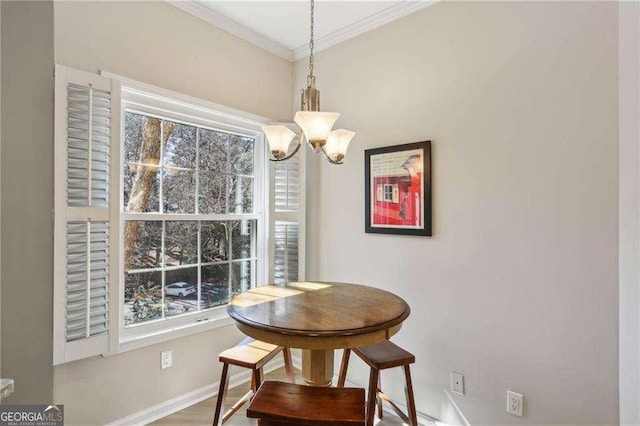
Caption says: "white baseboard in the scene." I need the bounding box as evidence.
[444,388,471,426]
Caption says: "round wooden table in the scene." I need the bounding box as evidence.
[227,281,411,386]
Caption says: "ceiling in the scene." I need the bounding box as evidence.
[168,1,435,61]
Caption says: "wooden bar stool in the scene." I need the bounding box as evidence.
[247,381,366,425]
[212,337,294,425]
[337,340,417,426]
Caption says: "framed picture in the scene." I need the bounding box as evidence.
[365,141,431,236]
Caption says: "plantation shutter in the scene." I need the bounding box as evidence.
[271,137,305,284]
[53,65,120,365]
[273,222,299,284]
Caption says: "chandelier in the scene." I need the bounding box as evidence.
[262,0,356,165]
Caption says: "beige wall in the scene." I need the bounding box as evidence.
[54,1,292,122]
[297,2,619,424]
[51,2,292,424]
[1,0,55,404]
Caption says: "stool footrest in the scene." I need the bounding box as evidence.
[221,389,254,423]
[379,391,410,424]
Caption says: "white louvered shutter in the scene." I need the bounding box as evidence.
[54,65,120,365]
[273,222,299,284]
[271,138,305,284]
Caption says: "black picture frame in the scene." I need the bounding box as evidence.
[364,141,432,236]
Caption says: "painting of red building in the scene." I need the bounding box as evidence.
[366,143,431,235]
[370,149,424,228]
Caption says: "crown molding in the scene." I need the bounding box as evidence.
[291,0,438,61]
[167,0,295,61]
[166,0,438,63]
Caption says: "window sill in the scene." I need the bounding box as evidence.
[103,312,236,357]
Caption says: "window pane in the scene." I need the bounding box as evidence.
[231,260,252,298]
[199,172,227,214]
[201,264,229,308]
[124,113,163,213]
[229,176,253,213]
[163,170,196,213]
[201,221,229,263]
[124,164,160,213]
[229,135,254,176]
[164,221,198,266]
[124,270,163,326]
[165,267,198,317]
[231,220,254,260]
[124,221,162,271]
[123,112,147,164]
[199,128,228,172]
[163,122,196,214]
[164,122,196,170]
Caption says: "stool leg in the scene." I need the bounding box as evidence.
[376,374,383,419]
[366,367,379,426]
[282,348,295,383]
[337,348,351,387]
[403,365,417,426]
[253,367,264,391]
[212,363,230,426]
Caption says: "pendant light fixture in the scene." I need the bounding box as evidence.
[262,0,355,165]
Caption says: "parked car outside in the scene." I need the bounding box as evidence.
[165,282,197,298]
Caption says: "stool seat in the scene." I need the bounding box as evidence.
[353,340,415,370]
[212,338,294,425]
[219,337,282,369]
[247,381,365,426]
[338,340,417,426]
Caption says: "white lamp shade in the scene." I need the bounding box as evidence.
[325,129,355,161]
[262,125,296,155]
[294,111,340,142]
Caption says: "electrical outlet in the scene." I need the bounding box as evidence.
[507,390,523,416]
[161,350,173,369]
[451,372,464,395]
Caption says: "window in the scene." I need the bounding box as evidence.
[54,66,270,363]
[122,112,258,328]
[382,184,399,203]
[384,184,393,201]
[119,84,268,342]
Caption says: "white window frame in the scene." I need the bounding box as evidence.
[103,73,271,351]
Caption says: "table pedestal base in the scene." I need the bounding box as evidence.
[301,349,334,386]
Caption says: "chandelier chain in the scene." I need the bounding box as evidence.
[309,0,315,78]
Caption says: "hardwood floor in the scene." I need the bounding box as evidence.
[151,367,414,425]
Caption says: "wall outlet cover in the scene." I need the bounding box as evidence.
[451,372,464,395]
[507,390,523,416]
[161,350,173,369]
